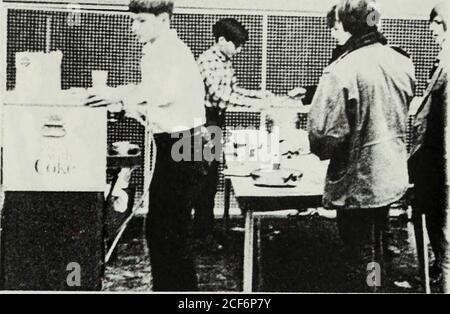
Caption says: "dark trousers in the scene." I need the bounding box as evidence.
[193,159,220,235]
[336,207,390,291]
[193,107,226,236]
[412,183,448,285]
[409,151,448,289]
[146,130,202,291]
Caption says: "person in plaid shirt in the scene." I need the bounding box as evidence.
[193,18,271,246]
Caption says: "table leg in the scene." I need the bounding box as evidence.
[243,209,254,292]
[223,178,231,230]
[370,222,381,293]
[421,214,431,294]
[256,217,263,292]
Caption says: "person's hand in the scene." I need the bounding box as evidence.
[84,94,116,107]
[84,93,124,123]
[253,90,274,99]
[245,97,271,112]
[287,87,307,99]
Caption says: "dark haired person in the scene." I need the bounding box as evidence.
[327,5,350,62]
[87,0,205,291]
[193,18,271,244]
[409,1,449,292]
[308,0,416,291]
[296,5,351,104]
[298,4,410,104]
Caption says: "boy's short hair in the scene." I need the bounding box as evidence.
[129,0,174,17]
[212,18,249,48]
[326,5,338,29]
[430,1,448,32]
[337,0,380,36]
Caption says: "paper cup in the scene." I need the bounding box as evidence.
[112,141,131,155]
[92,70,108,88]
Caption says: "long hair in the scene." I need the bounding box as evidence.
[430,1,449,32]
[326,5,338,29]
[337,0,380,36]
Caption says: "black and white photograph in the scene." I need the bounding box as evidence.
[0,0,449,296]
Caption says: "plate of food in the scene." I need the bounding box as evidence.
[250,168,303,188]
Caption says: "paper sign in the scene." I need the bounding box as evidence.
[3,105,107,192]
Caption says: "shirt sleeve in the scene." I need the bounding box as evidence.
[198,55,255,108]
[122,52,179,126]
[308,69,352,160]
[230,76,261,106]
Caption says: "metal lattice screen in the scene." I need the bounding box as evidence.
[172,13,263,90]
[267,15,333,95]
[266,16,440,96]
[5,6,440,210]
[382,18,441,96]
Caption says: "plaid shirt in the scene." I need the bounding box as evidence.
[198,47,259,110]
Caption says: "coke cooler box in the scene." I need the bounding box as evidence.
[0,102,106,290]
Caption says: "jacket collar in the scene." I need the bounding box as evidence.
[339,31,388,59]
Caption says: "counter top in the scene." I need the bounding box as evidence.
[4,89,89,107]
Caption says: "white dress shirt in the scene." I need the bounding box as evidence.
[123,29,206,134]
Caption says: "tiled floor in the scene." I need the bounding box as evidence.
[102,213,437,293]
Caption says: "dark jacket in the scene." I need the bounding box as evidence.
[308,32,416,209]
[302,37,410,105]
[409,46,448,206]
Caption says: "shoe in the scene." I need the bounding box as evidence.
[204,235,224,253]
[192,234,224,253]
[430,263,443,281]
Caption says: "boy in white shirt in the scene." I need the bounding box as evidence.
[87,0,205,291]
